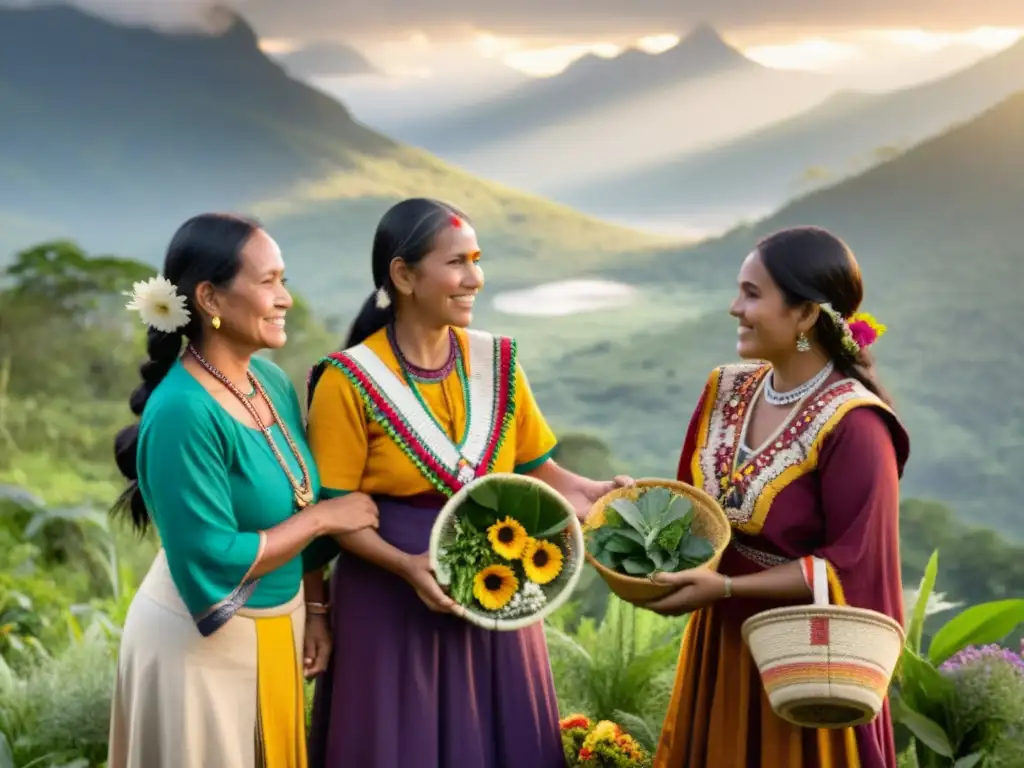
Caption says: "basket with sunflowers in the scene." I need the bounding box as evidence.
[428,473,584,631]
[560,714,653,767]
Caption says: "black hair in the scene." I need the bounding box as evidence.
[111,213,261,534]
[344,197,470,349]
[755,225,893,407]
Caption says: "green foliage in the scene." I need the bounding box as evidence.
[0,630,115,768]
[545,597,687,752]
[438,519,499,606]
[587,488,714,577]
[893,551,1024,766]
[0,242,152,402]
[462,477,570,539]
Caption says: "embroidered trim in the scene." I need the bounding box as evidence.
[195,579,259,637]
[695,363,890,535]
[732,541,791,569]
[320,331,517,497]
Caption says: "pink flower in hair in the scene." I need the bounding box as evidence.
[847,313,887,350]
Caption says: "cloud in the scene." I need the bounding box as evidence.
[6,0,1024,37]
[0,0,221,30]
[231,0,1024,37]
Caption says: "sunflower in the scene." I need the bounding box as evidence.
[473,564,519,611]
[523,538,564,584]
[487,516,529,560]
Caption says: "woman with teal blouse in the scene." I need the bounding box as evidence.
[106,214,378,768]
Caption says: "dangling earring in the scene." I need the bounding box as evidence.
[796,332,810,352]
[212,316,221,330]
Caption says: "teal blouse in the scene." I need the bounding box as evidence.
[137,355,331,636]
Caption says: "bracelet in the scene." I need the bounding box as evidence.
[306,601,330,615]
[722,576,732,599]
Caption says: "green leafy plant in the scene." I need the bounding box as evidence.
[439,519,500,606]
[891,549,1024,767]
[460,480,570,539]
[545,597,686,752]
[586,488,714,577]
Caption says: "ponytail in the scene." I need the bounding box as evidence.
[345,290,394,348]
[111,328,185,534]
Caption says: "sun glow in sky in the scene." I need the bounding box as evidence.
[743,38,861,70]
[500,41,622,76]
[476,24,1024,78]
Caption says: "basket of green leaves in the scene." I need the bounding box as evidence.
[584,479,731,603]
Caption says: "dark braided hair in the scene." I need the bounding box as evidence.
[756,226,893,407]
[112,213,260,534]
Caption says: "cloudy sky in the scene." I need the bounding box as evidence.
[8,1,1024,94]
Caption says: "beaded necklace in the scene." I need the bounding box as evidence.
[188,345,314,509]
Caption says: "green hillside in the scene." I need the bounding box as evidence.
[530,92,1024,533]
[0,6,656,310]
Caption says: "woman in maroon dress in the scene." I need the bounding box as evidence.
[638,226,909,767]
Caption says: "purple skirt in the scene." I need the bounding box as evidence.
[307,495,565,768]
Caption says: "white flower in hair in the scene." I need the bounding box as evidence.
[124,275,190,333]
[375,286,391,309]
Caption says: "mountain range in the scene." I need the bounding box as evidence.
[385,25,836,193]
[557,37,1024,232]
[0,5,652,311]
[525,91,1024,533]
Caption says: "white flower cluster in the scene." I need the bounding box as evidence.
[497,580,547,618]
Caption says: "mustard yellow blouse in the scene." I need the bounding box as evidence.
[307,327,557,497]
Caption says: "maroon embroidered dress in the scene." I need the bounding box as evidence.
[655,363,910,768]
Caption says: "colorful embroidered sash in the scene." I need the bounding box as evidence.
[323,330,516,497]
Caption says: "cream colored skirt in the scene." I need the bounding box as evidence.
[107,550,306,768]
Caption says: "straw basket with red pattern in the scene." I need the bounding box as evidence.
[741,558,905,729]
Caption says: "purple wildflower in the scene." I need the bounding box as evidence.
[940,643,1024,674]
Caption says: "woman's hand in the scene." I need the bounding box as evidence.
[575,475,635,523]
[303,613,332,679]
[401,553,464,616]
[640,568,729,616]
[591,475,636,500]
[314,492,380,536]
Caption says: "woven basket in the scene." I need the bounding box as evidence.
[583,478,731,604]
[741,558,905,729]
[428,473,585,632]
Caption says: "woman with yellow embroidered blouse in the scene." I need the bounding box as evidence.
[304,197,632,768]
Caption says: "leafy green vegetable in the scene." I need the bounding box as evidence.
[586,488,715,578]
[464,479,569,538]
[437,519,498,606]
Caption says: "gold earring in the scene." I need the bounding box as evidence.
[212,316,221,330]
[796,333,811,352]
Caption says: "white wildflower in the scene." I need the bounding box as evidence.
[124,275,190,333]
[497,580,548,619]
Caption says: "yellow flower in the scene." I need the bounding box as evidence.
[487,516,529,560]
[473,564,519,610]
[850,311,888,338]
[523,538,564,584]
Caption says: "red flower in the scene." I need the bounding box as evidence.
[848,319,878,349]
